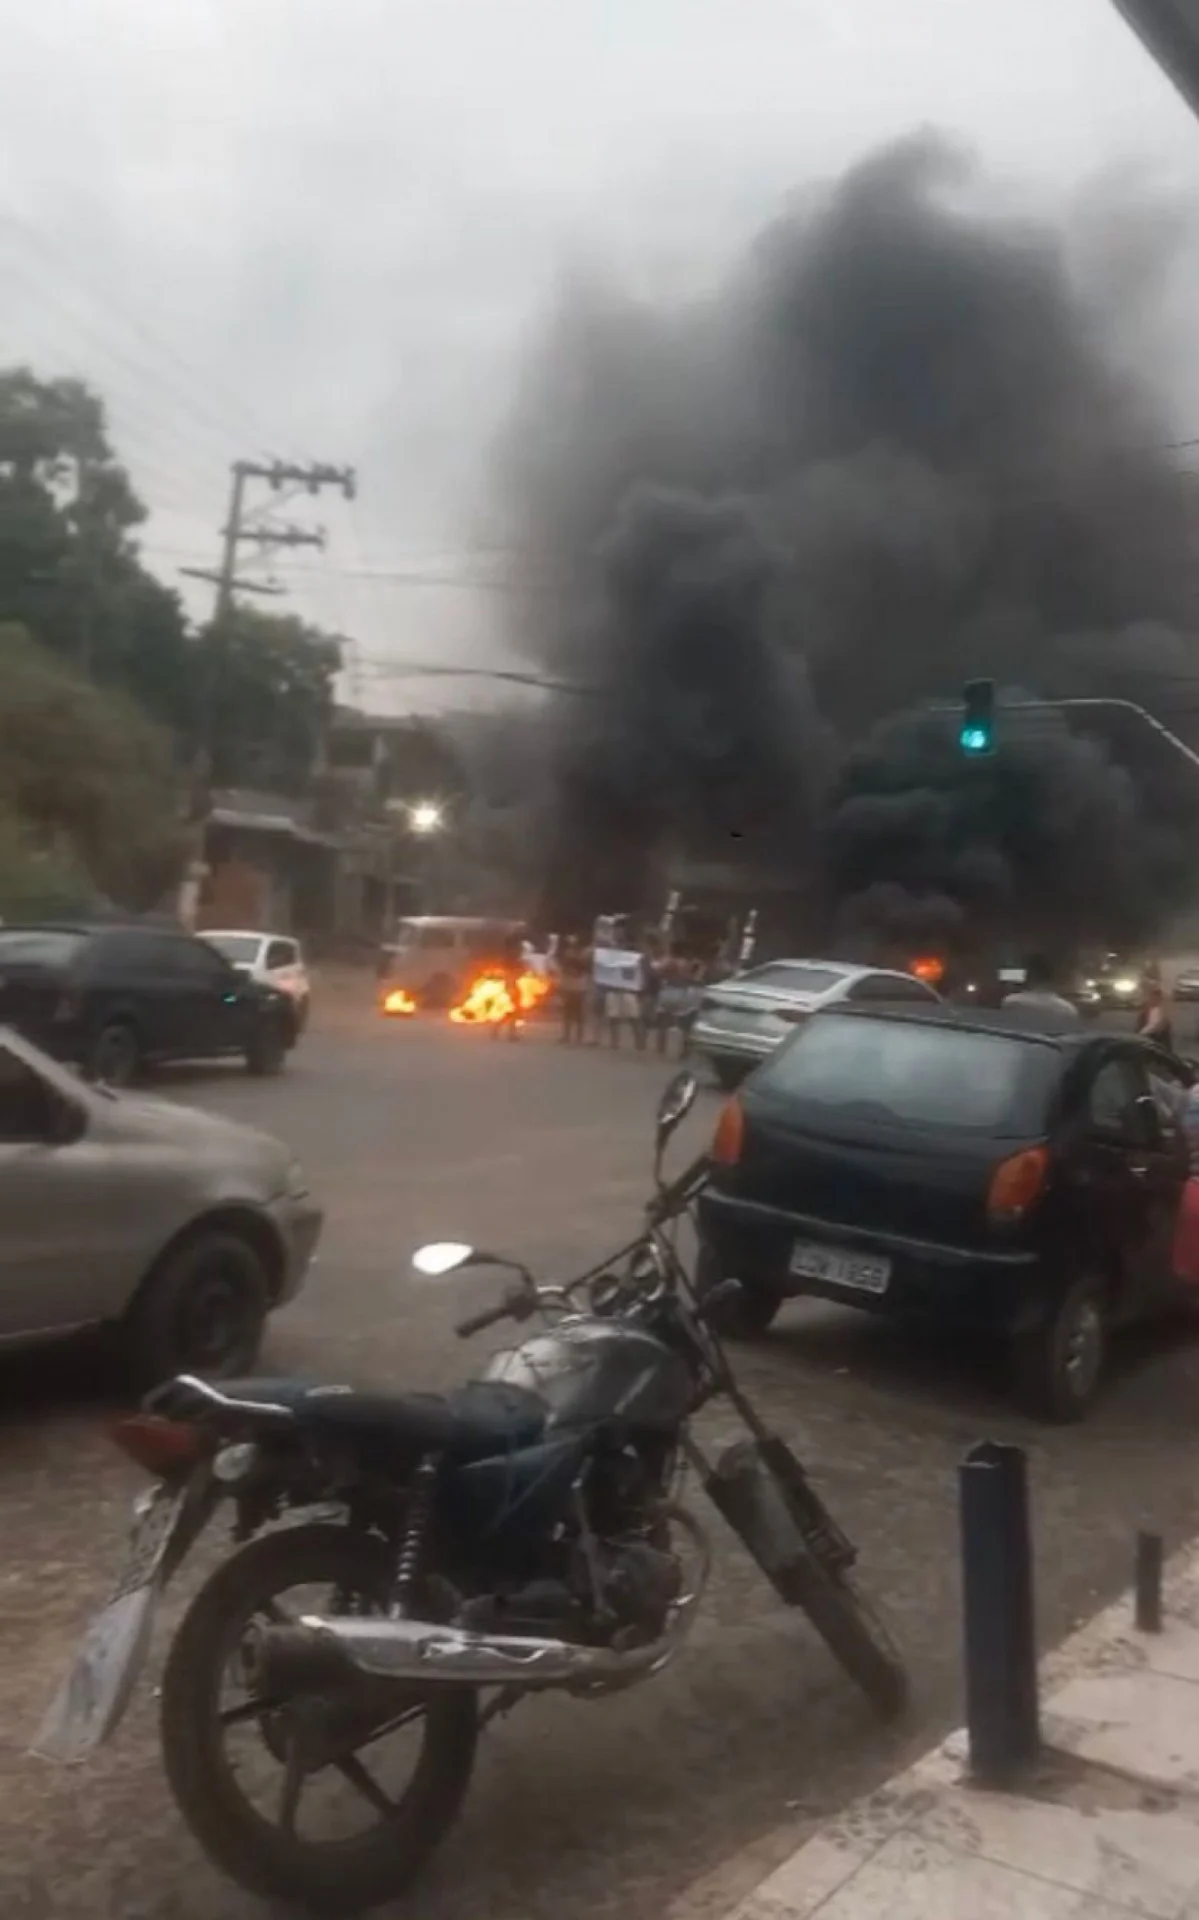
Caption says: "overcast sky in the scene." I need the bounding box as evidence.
[1,0,1197,713]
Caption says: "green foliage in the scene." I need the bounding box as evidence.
[0,366,194,732]
[0,624,188,910]
[200,607,342,794]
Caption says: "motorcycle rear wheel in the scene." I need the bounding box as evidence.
[159,1523,478,1915]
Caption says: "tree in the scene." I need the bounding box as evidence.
[199,607,342,795]
[0,624,188,911]
[0,366,194,730]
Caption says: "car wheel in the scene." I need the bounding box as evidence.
[84,1020,140,1087]
[695,1240,782,1338]
[712,1058,746,1093]
[245,1017,287,1076]
[125,1229,270,1386]
[1012,1276,1108,1423]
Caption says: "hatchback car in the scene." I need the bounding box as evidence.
[0,921,299,1085]
[697,1005,1196,1421]
[203,930,311,1030]
[690,960,942,1089]
[0,1026,320,1382]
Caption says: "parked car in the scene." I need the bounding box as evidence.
[1172,967,1199,1005]
[203,929,311,1030]
[0,1026,320,1381]
[697,1005,1197,1421]
[0,921,299,1086]
[690,960,942,1090]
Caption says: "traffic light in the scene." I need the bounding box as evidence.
[959,678,995,756]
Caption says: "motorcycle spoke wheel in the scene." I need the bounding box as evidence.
[159,1524,478,1913]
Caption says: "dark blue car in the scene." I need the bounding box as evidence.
[697,1005,1195,1421]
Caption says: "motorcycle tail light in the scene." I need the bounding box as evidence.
[109,1414,210,1475]
[712,1097,745,1167]
[987,1145,1050,1223]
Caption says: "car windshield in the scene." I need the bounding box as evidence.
[0,930,88,968]
[755,1013,1049,1135]
[736,964,844,994]
[205,934,262,964]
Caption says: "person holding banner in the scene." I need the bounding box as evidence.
[592,940,644,1049]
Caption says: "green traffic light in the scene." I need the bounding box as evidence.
[960,725,991,753]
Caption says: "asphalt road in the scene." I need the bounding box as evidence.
[7,999,1199,1920]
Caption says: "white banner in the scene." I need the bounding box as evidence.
[593,946,643,993]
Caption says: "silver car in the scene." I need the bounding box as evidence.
[0,1025,321,1382]
[691,960,942,1088]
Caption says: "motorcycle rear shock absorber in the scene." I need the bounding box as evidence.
[389,1454,439,1616]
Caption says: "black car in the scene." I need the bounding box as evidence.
[0,922,299,1085]
[697,1005,1196,1421]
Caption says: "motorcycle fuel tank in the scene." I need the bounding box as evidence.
[483,1318,694,1433]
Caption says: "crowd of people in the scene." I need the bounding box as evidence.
[548,930,732,1055]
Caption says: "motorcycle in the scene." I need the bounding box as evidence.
[33,1070,906,1915]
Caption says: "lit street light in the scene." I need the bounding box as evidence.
[409,800,444,835]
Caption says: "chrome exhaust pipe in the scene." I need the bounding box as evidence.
[287,1600,690,1692]
[263,1506,709,1697]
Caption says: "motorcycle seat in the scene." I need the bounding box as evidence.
[206,1376,548,1464]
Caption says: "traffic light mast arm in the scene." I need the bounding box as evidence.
[940,690,1199,776]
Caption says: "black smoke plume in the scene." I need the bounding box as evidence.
[496,133,1199,950]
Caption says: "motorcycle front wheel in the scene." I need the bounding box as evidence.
[159,1523,478,1915]
[790,1555,908,1721]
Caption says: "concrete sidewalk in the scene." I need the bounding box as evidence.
[725,1544,1199,1919]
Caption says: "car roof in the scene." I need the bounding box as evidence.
[826,1002,1124,1052]
[202,928,276,940]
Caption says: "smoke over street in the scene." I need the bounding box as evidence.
[498,132,1199,950]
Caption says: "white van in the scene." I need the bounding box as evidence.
[379,916,524,1009]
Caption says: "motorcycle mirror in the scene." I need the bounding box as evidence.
[412,1242,478,1277]
[656,1070,698,1143]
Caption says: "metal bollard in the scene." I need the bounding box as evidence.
[1135,1531,1164,1634]
[959,1441,1040,1786]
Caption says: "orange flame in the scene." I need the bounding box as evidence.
[449,970,551,1025]
[382,986,418,1016]
[909,954,945,986]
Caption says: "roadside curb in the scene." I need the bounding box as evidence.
[682,1535,1199,1920]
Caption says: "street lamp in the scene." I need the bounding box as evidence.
[409,800,444,835]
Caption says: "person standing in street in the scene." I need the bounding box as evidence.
[1137,977,1175,1053]
[557,935,588,1045]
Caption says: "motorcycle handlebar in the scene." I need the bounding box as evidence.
[455,1300,517,1340]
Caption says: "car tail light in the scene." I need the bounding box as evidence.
[986,1146,1050,1224]
[108,1414,211,1476]
[712,1097,745,1167]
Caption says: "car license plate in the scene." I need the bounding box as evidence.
[31,1485,186,1763]
[790,1240,891,1296]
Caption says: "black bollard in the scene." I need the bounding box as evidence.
[959,1441,1040,1786]
[1135,1531,1164,1634]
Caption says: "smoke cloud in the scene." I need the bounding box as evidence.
[496,132,1199,951]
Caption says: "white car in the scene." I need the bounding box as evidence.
[691,959,942,1089]
[203,930,311,1031]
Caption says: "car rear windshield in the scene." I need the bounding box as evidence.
[753,1013,1051,1135]
[737,964,844,994]
[0,930,88,969]
[205,934,262,964]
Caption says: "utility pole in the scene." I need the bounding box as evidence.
[179,458,358,912]
[184,458,358,618]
